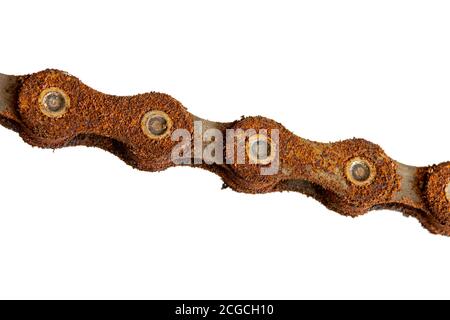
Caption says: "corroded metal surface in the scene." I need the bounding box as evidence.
[0,69,448,235]
[0,73,19,114]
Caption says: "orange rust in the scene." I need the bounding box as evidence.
[0,69,448,235]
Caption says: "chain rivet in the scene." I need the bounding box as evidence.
[141,110,172,139]
[247,134,276,165]
[345,158,375,186]
[39,88,70,117]
[446,181,450,202]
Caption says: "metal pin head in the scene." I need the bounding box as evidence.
[141,110,173,139]
[446,181,450,202]
[247,134,275,165]
[39,87,70,118]
[345,158,375,186]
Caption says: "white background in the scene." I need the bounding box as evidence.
[0,0,449,300]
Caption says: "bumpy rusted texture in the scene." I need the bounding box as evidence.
[0,69,448,235]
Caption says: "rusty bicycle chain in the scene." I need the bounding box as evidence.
[0,69,449,235]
